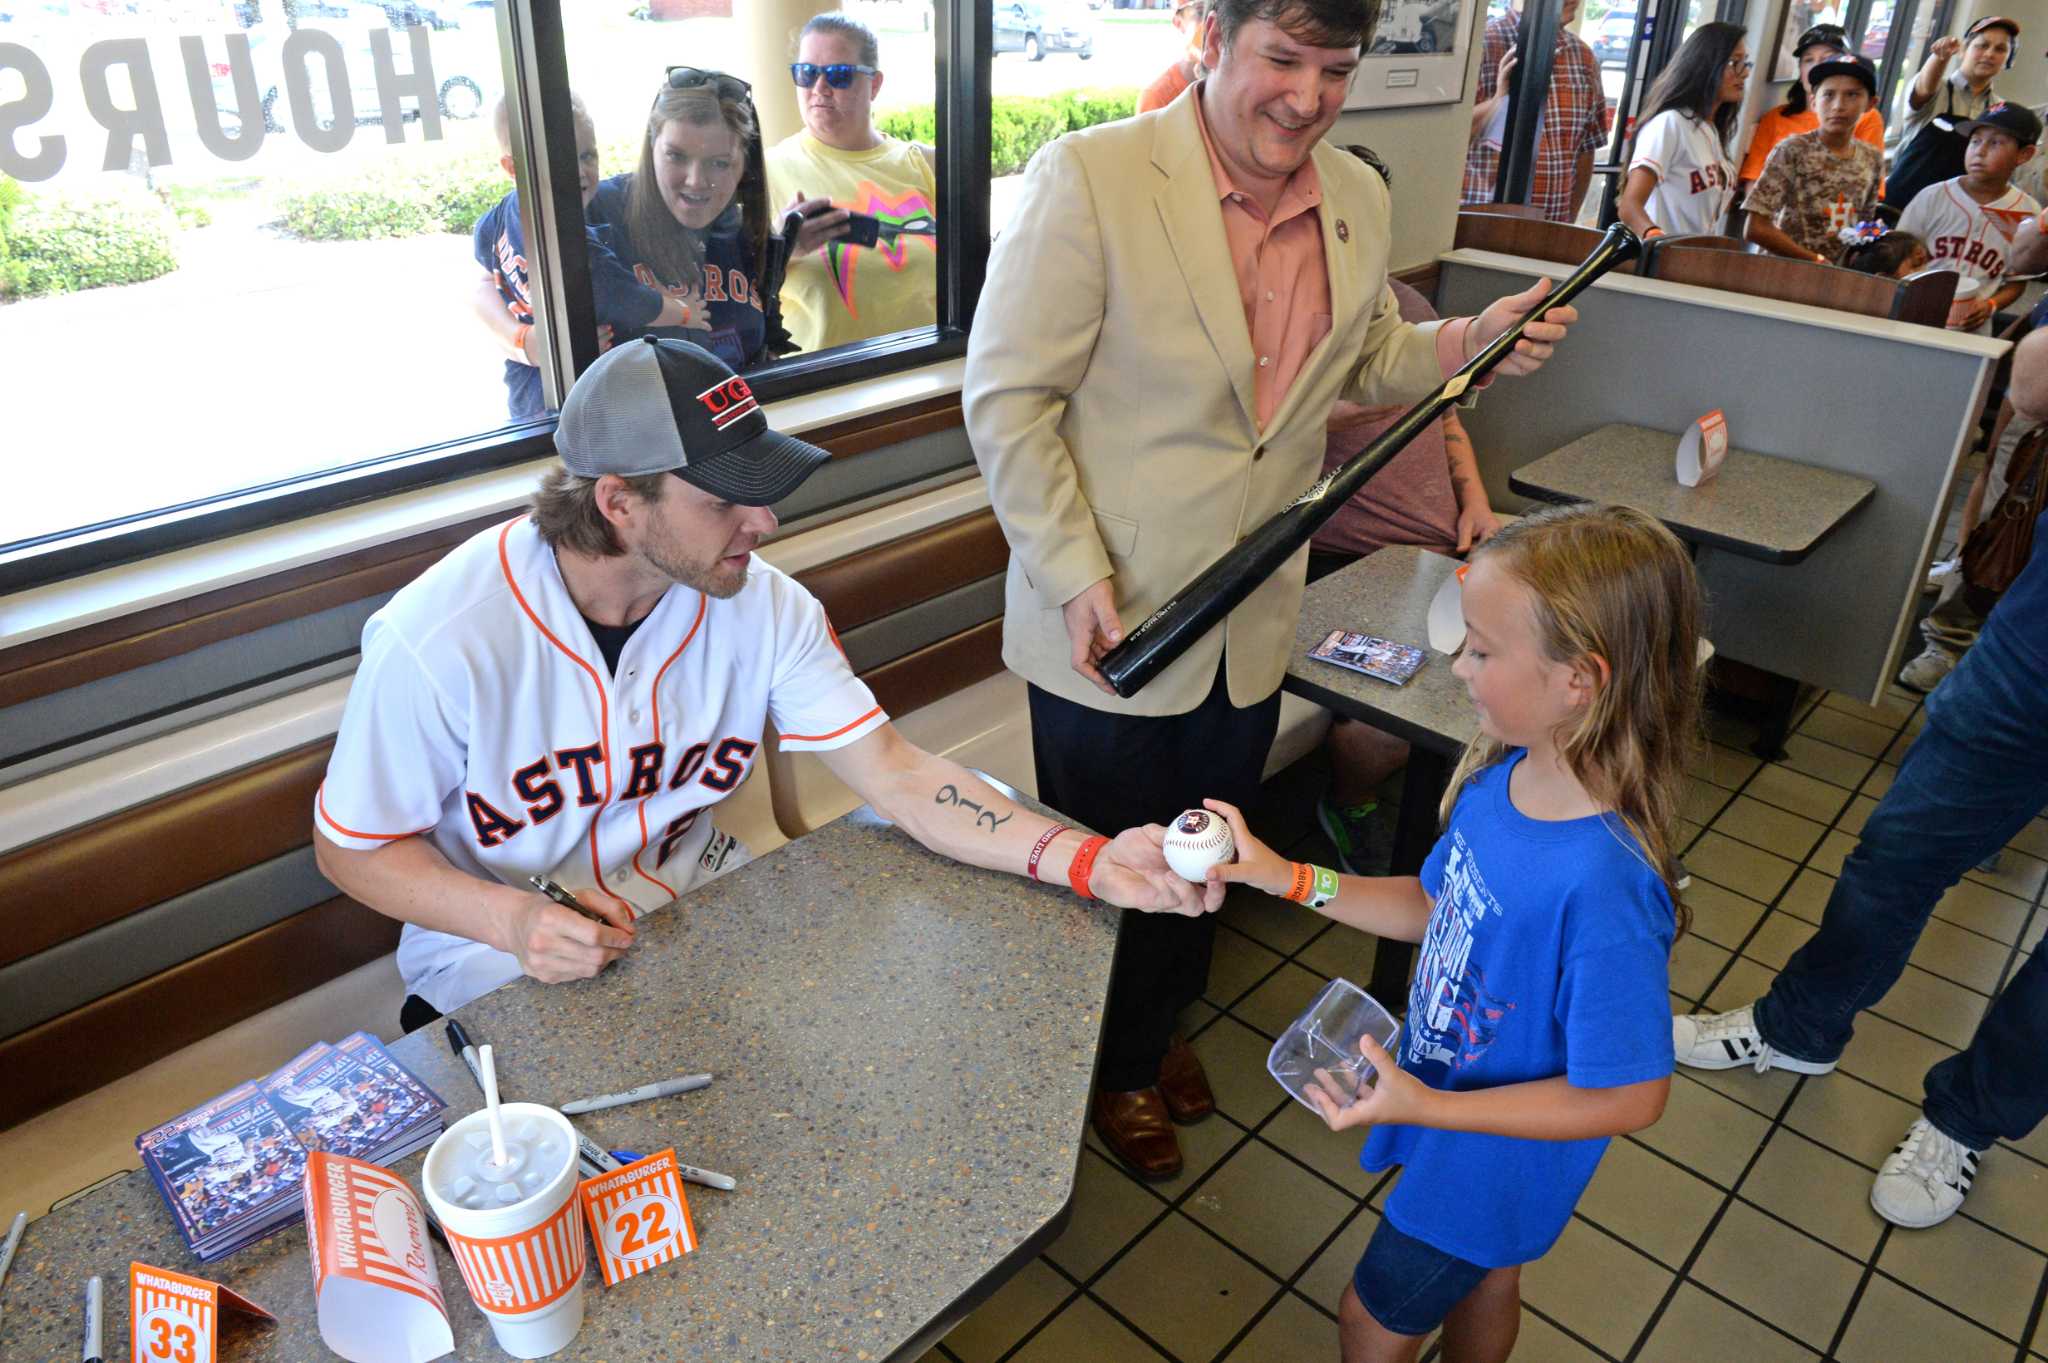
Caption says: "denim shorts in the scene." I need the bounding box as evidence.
[1351,1217,1493,1336]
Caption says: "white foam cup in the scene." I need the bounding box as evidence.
[421,1103,587,1359]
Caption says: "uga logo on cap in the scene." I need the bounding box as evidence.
[697,375,759,431]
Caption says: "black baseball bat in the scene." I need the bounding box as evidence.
[1097,221,1641,700]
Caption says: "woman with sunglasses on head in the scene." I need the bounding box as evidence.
[1737,23,1885,193]
[1617,22,1749,241]
[765,13,938,355]
[588,68,831,370]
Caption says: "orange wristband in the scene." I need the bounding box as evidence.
[511,322,532,357]
[1068,835,1111,900]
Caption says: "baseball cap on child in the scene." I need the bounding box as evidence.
[1791,22,1849,57]
[553,337,831,506]
[1957,101,2044,148]
[1806,54,1876,96]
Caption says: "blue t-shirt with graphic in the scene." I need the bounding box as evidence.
[472,187,671,421]
[586,174,768,374]
[1361,750,1676,1268]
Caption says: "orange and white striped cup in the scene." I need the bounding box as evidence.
[421,1104,588,1360]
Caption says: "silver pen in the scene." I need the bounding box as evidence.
[674,1160,737,1192]
[561,1074,713,1114]
[527,875,611,926]
[0,1210,25,1333]
[81,1275,103,1363]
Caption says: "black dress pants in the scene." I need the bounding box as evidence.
[1028,662,1281,1092]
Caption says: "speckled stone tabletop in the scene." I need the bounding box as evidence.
[1508,422,1876,563]
[0,806,1120,1362]
[1284,546,1478,754]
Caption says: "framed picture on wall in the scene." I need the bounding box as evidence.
[1346,0,1481,109]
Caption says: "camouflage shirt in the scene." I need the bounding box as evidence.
[1745,131,1885,262]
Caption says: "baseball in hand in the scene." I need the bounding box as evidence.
[1162,809,1235,882]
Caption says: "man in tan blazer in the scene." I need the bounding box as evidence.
[965,0,1576,1179]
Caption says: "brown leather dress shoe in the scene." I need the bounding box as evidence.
[1158,1034,1216,1124]
[1092,1087,1183,1180]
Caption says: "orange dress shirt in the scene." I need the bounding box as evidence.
[1193,94,1333,429]
[1193,94,1480,430]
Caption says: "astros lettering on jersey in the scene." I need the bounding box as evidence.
[316,514,887,1013]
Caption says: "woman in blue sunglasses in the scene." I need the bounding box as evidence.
[766,14,939,354]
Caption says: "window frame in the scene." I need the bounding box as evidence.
[0,0,989,595]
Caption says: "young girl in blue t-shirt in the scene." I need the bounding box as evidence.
[1208,503,1699,1363]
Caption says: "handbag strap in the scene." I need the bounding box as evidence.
[2008,425,2048,498]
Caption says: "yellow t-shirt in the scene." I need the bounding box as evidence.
[765,132,938,353]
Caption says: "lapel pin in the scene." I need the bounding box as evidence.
[1336,219,1350,243]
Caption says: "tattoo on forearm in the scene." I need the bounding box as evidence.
[935,783,1013,833]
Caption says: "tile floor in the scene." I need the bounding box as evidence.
[921,686,2048,1363]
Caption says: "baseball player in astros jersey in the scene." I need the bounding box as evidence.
[315,337,1217,1024]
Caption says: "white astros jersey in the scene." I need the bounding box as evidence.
[1896,178,2042,297]
[316,514,887,1012]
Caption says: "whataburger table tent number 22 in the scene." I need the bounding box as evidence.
[578,1149,699,1287]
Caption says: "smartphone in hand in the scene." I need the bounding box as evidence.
[782,205,882,249]
[840,211,882,248]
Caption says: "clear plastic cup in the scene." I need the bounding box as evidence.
[1266,978,1401,1116]
[421,1104,587,1360]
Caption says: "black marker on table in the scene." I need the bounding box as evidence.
[443,1019,737,1191]
[445,1019,619,1180]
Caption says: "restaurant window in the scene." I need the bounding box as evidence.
[986,0,1141,237]
[0,0,979,589]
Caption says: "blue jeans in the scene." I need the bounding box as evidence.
[1352,1217,1493,1336]
[1753,623,2048,1152]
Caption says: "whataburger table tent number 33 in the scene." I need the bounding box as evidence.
[129,1261,275,1363]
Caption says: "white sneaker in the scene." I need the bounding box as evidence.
[1671,1004,1839,1074]
[1923,557,1960,594]
[1871,1117,1981,1228]
[1897,645,1958,693]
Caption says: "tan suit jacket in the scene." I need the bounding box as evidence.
[965,87,1449,716]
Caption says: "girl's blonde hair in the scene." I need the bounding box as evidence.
[626,79,768,303]
[1437,503,1705,918]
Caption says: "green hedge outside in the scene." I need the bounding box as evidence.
[2,183,178,299]
[194,88,1145,252]
[274,139,650,244]
[277,155,508,242]
[0,177,26,298]
[878,88,1138,177]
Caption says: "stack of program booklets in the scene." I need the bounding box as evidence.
[136,1031,445,1262]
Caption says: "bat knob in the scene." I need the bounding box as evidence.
[1603,221,1645,264]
